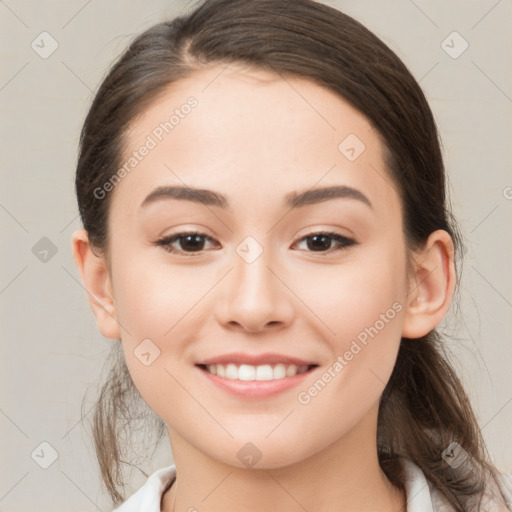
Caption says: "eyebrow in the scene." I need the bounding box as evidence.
[140,184,372,210]
[141,185,229,209]
[285,185,372,209]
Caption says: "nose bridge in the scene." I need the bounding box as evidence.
[215,236,295,331]
[234,242,274,301]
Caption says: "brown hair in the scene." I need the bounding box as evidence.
[75,0,501,508]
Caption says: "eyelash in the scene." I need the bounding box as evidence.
[154,231,357,256]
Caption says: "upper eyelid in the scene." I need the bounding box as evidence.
[156,230,354,242]
[155,231,218,254]
[156,231,356,253]
[157,231,217,246]
[291,233,356,252]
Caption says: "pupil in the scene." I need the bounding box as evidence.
[308,234,331,251]
[182,234,204,251]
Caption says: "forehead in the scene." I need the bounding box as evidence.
[110,64,399,219]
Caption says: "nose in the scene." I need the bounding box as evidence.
[214,246,295,333]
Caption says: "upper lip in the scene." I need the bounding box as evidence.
[196,352,317,366]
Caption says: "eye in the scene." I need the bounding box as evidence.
[154,231,219,254]
[293,232,357,253]
[154,230,357,256]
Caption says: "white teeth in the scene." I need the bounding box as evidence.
[203,363,311,381]
[225,364,238,380]
[238,364,256,381]
[286,364,298,377]
[256,365,273,381]
[273,363,286,379]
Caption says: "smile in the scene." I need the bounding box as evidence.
[195,354,319,398]
[201,363,313,381]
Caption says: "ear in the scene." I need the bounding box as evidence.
[71,228,121,340]
[402,229,456,338]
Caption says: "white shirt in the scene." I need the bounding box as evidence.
[113,457,512,512]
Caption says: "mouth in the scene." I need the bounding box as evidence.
[195,354,319,398]
[197,362,316,381]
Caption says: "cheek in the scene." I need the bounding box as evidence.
[111,253,213,342]
[110,255,222,415]
[292,295,404,451]
[292,253,406,401]
[291,252,406,422]
[292,252,407,343]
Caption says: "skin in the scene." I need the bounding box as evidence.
[73,64,455,512]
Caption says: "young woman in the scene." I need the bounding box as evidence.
[71,0,512,510]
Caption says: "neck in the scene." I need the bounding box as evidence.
[162,405,405,512]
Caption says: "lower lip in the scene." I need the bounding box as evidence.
[196,366,315,398]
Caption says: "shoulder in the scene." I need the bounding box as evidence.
[111,459,512,512]
[478,469,512,511]
[112,465,176,512]
[400,457,512,512]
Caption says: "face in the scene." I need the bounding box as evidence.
[103,64,411,469]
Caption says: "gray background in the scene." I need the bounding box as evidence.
[1,0,511,510]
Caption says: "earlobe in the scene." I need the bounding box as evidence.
[402,230,456,339]
[71,228,121,340]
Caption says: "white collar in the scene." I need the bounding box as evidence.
[113,457,512,512]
